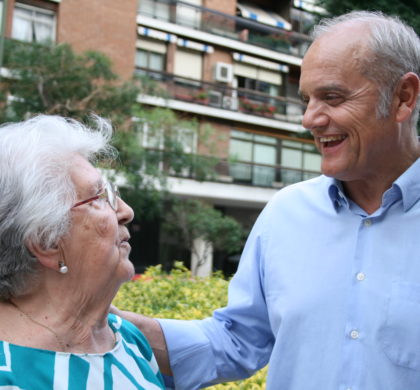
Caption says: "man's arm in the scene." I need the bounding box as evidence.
[110,306,173,376]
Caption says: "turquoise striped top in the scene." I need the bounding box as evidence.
[0,313,165,389]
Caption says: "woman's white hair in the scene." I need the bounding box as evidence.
[0,114,115,299]
[312,10,420,127]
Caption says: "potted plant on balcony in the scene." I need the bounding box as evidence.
[192,89,210,104]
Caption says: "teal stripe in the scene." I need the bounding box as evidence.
[68,355,89,390]
[12,345,55,389]
[0,342,7,367]
[103,354,114,390]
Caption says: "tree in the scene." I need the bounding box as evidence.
[0,39,245,267]
[163,199,245,275]
[317,0,420,35]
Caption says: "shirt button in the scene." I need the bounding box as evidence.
[356,272,365,281]
[350,330,359,339]
[363,219,372,227]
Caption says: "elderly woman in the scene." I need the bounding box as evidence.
[0,115,164,389]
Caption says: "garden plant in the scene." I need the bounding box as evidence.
[113,262,268,389]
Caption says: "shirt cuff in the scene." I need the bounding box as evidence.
[157,318,217,390]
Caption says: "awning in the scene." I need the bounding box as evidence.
[293,0,327,15]
[237,3,292,31]
[177,38,214,53]
[233,52,289,73]
[138,26,177,43]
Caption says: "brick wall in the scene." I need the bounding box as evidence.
[57,0,137,79]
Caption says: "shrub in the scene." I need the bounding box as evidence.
[113,262,268,389]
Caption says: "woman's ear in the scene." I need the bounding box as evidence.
[26,241,61,271]
[395,72,420,123]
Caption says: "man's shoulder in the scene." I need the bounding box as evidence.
[271,175,330,203]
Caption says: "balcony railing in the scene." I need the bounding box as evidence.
[138,0,312,56]
[137,68,306,123]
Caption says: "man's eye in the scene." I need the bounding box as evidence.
[324,95,344,105]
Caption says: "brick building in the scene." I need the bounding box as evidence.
[0,0,322,274]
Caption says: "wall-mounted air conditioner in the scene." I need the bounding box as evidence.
[214,62,233,83]
[223,96,238,110]
[209,91,223,107]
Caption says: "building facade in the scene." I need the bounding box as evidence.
[0,0,322,274]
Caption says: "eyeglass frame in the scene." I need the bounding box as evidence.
[71,180,120,211]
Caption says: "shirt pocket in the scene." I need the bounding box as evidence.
[378,281,420,370]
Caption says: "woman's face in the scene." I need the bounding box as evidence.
[60,155,135,293]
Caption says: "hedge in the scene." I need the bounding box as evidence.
[113,262,268,389]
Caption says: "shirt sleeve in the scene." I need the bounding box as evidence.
[157,207,275,390]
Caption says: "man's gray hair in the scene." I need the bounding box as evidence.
[0,115,115,300]
[312,11,420,127]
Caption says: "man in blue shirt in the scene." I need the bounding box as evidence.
[116,10,420,390]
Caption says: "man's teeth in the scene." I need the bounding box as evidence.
[319,135,347,143]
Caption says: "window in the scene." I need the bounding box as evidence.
[229,130,320,187]
[136,38,167,78]
[138,0,170,22]
[229,130,277,187]
[176,0,202,29]
[12,3,56,43]
[280,140,321,184]
[137,121,197,176]
[174,48,202,80]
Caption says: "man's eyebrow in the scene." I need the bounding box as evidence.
[299,84,349,97]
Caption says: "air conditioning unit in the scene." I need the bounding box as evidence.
[208,91,223,107]
[223,96,238,110]
[214,62,233,83]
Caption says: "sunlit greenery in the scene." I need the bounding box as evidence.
[114,263,268,389]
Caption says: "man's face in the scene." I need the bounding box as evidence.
[299,28,397,183]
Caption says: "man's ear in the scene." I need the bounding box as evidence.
[26,241,61,271]
[395,72,420,123]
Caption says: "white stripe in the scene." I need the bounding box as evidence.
[0,343,12,372]
[113,341,161,390]
[0,386,24,389]
[82,356,103,390]
[53,354,70,390]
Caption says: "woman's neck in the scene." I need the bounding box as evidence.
[2,286,117,353]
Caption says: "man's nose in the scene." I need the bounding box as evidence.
[302,100,329,131]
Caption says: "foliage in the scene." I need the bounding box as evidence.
[111,107,220,220]
[1,39,243,256]
[1,39,138,126]
[316,0,420,35]
[113,263,268,389]
[163,200,246,274]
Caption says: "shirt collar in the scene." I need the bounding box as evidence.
[393,157,420,212]
[327,157,420,213]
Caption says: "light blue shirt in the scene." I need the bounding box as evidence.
[159,158,420,390]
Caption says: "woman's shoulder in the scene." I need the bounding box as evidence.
[108,313,154,360]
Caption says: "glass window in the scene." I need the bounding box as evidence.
[12,3,55,43]
[229,130,278,186]
[139,0,170,21]
[229,130,320,187]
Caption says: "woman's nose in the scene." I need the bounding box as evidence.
[117,197,134,225]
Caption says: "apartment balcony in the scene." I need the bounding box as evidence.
[137,68,306,132]
[138,0,312,61]
[164,154,320,207]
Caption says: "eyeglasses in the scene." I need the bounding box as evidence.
[72,181,120,211]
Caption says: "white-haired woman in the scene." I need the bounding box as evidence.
[0,115,164,389]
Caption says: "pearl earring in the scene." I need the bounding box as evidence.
[59,261,68,274]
